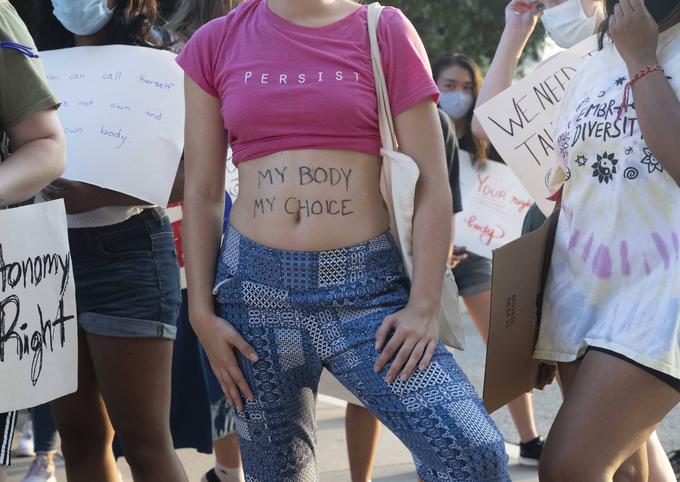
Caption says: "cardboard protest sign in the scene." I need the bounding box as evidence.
[455,152,534,259]
[483,208,559,414]
[40,45,184,207]
[0,201,77,413]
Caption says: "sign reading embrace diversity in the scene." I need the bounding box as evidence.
[455,153,534,259]
[40,45,185,207]
[0,201,77,413]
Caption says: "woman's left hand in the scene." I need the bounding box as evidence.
[374,304,440,384]
[42,178,106,214]
[609,0,660,70]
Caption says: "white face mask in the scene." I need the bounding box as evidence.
[52,0,114,36]
[541,0,597,49]
[439,91,474,120]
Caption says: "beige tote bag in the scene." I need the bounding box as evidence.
[367,3,464,350]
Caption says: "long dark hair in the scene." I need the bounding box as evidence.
[599,1,680,49]
[432,53,489,165]
[32,0,161,50]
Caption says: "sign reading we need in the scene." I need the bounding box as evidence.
[40,45,184,207]
[455,153,534,259]
[0,201,77,413]
[474,37,597,215]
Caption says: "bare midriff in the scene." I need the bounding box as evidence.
[229,149,390,251]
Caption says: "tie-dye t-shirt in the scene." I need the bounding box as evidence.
[534,23,680,380]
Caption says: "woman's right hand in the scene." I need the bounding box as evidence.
[505,0,542,36]
[193,313,259,412]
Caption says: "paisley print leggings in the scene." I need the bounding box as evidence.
[214,226,510,482]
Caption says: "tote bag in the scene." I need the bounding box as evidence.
[367,3,464,350]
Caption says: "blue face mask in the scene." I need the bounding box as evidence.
[52,0,114,36]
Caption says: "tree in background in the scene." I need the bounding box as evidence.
[384,0,545,70]
[14,0,546,73]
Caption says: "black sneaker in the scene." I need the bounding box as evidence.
[668,450,680,480]
[519,436,544,467]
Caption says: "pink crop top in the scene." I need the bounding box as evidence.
[176,0,439,165]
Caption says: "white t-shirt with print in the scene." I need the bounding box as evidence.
[535,23,680,380]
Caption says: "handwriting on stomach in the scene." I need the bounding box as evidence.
[251,165,356,219]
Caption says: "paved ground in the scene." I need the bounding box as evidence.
[7,313,679,481]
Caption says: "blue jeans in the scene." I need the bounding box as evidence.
[32,403,57,453]
[69,209,181,339]
[215,227,510,482]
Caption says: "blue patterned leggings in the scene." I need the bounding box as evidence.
[214,227,510,482]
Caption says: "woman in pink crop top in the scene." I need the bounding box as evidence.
[178,1,510,480]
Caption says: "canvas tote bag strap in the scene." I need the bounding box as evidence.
[367,3,398,152]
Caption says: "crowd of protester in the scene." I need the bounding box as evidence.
[1,0,679,481]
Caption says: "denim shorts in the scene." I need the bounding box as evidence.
[68,208,181,340]
[452,252,492,297]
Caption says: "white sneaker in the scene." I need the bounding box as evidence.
[21,453,56,482]
[15,421,35,457]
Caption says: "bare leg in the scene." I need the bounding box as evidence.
[51,330,119,482]
[647,431,676,482]
[214,433,242,469]
[87,334,188,482]
[539,351,680,482]
[463,290,539,443]
[345,403,380,482]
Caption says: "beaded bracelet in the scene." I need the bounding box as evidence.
[616,63,664,122]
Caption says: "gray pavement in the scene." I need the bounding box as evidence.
[7,313,679,481]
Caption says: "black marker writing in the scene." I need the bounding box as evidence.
[298,166,352,191]
[284,197,353,217]
[253,196,277,217]
[257,167,287,188]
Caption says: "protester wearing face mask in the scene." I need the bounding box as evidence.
[536,0,680,477]
[28,1,187,481]
[475,0,680,479]
[541,0,606,47]
[472,2,678,480]
[431,53,546,468]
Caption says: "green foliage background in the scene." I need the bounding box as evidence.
[382,0,545,70]
[13,0,547,72]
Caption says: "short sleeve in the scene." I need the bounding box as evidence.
[175,17,225,97]
[377,8,439,117]
[438,109,462,213]
[0,1,59,130]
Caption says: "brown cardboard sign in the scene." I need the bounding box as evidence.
[483,209,559,414]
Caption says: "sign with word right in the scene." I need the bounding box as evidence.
[0,201,77,413]
[455,152,534,259]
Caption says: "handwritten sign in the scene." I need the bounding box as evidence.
[475,51,586,214]
[0,201,77,412]
[40,45,184,207]
[455,152,534,258]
